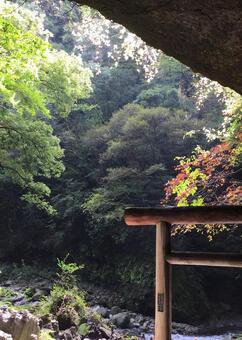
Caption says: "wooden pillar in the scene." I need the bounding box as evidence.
[155,222,171,340]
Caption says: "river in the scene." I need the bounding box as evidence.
[144,334,235,340]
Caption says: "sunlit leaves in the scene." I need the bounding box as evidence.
[0,16,50,117]
[40,50,92,117]
[0,7,91,213]
[0,0,52,39]
[163,99,242,237]
[164,92,242,236]
[164,142,241,207]
[29,0,161,79]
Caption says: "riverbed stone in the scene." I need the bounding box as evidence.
[172,322,199,335]
[0,308,40,339]
[110,306,122,315]
[10,294,25,304]
[14,298,29,306]
[0,331,12,340]
[94,306,110,318]
[111,312,130,328]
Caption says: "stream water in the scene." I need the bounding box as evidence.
[172,335,232,340]
[144,334,235,340]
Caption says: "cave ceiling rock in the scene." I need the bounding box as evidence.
[79,0,242,94]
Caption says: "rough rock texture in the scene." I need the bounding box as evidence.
[0,330,12,340]
[80,0,242,94]
[0,308,40,340]
[110,312,130,329]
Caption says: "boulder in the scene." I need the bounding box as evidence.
[111,312,130,329]
[59,326,78,340]
[93,306,110,318]
[10,294,25,304]
[14,298,29,306]
[172,322,199,335]
[110,306,122,316]
[0,308,40,340]
[0,331,12,340]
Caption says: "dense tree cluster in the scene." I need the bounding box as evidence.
[0,3,91,212]
[0,0,241,323]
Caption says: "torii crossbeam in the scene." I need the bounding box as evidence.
[124,205,242,340]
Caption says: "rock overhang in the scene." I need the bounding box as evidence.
[78,0,242,94]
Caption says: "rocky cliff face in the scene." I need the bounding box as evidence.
[79,0,242,94]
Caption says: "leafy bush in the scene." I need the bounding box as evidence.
[0,261,54,281]
[0,287,14,308]
[0,287,16,299]
[40,330,54,340]
[38,256,86,330]
[78,323,90,336]
[38,285,86,328]
[56,256,84,290]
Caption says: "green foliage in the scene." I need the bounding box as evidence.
[171,153,207,207]
[40,51,92,117]
[135,54,194,111]
[158,54,190,83]
[226,95,242,166]
[173,267,211,323]
[0,117,64,214]
[0,16,49,116]
[78,323,90,336]
[38,284,86,325]
[0,0,238,324]
[0,7,91,213]
[56,255,84,290]
[164,92,242,212]
[40,330,54,340]
[93,62,144,120]
[83,104,204,224]
[0,260,54,281]
[0,301,12,308]
[135,85,179,108]
[38,258,86,329]
[0,287,16,299]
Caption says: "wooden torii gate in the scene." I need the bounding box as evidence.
[124,205,242,340]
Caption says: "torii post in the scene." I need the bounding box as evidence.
[124,205,242,340]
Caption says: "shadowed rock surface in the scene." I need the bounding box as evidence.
[0,309,39,340]
[79,0,242,94]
